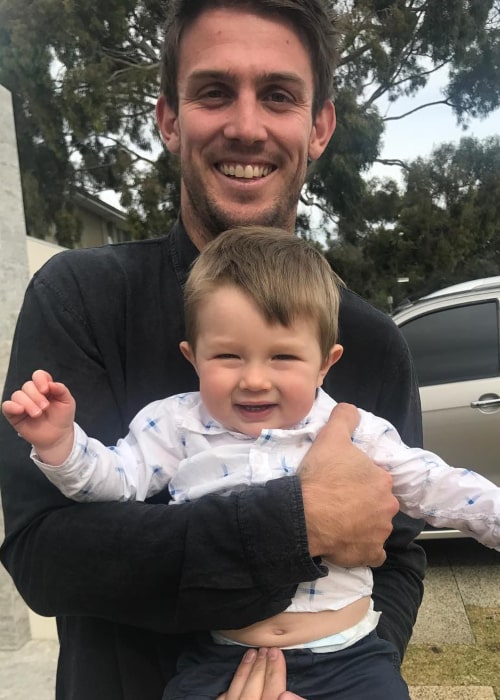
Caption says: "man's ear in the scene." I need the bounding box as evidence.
[156,95,181,155]
[317,343,343,386]
[179,341,197,370]
[308,100,336,161]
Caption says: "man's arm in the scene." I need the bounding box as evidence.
[0,266,324,633]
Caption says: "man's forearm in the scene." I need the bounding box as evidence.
[1,463,321,632]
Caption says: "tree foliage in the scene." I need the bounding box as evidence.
[0,0,171,245]
[0,0,499,245]
[327,136,500,310]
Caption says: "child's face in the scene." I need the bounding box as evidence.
[180,285,342,437]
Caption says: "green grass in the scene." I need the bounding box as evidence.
[402,607,500,698]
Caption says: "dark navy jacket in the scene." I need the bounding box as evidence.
[0,220,425,699]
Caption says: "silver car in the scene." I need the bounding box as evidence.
[392,277,500,539]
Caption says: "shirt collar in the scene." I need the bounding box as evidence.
[180,390,334,440]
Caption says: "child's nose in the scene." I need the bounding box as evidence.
[239,365,272,391]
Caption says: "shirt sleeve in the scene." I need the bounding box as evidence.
[0,258,323,633]
[355,410,500,550]
[31,398,183,502]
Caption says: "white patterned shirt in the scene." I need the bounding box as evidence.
[32,388,500,614]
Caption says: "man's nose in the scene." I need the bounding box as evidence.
[239,364,272,391]
[223,94,267,144]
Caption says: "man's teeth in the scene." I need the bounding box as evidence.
[220,164,272,179]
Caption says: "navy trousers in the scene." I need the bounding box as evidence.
[162,631,411,699]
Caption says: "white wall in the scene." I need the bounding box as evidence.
[26,236,66,275]
[26,237,65,640]
[0,84,33,650]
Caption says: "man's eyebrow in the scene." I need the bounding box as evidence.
[186,69,308,91]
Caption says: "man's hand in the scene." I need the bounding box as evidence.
[217,648,305,700]
[300,402,399,568]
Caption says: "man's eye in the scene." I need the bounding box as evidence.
[202,89,225,99]
[265,91,293,104]
[197,86,231,104]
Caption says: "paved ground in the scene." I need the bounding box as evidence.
[1,538,499,699]
[407,538,500,699]
[0,639,58,700]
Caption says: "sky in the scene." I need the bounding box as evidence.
[370,67,500,182]
[304,68,500,242]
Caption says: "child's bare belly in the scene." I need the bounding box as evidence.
[219,596,371,648]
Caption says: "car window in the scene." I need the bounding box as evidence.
[399,300,500,386]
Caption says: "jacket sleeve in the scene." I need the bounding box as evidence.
[0,266,322,634]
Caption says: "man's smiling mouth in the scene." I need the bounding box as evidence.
[218,163,274,179]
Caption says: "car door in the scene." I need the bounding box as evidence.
[397,296,500,485]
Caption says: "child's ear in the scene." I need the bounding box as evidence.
[179,341,197,370]
[317,344,343,386]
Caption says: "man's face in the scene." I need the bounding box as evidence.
[157,8,335,249]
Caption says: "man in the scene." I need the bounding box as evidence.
[0,1,425,698]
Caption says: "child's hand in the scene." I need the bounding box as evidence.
[1,370,76,464]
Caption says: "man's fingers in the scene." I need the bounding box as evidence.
[327,402,360,436]
[217,649,259,700]
[232,648,268,699]
[217,648,291,700]
[259,648,288,700]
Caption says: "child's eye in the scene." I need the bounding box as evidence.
[273,354,298,361]
[215,354,239,359]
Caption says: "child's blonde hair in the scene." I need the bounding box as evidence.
[184,226,344,359]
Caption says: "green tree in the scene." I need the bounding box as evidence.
[0,1,499,244]
[0,0,170,245]
[328,136,500,309]
[310,0,500,226]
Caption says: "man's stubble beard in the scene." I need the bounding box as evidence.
[181,165,307,247]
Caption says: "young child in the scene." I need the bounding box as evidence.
[3,227,500,700]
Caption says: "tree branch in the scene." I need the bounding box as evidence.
[383,98,456,121]
[299,192,337,225]
[107,62,160,84]
[374,158,411,171]
[100,135,157,166]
